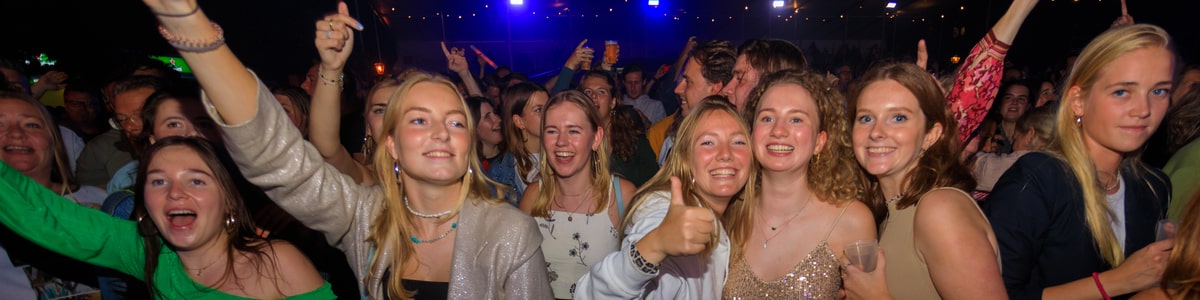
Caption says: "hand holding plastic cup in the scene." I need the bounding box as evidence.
[845,240,878,272]
[580,47,594,70]
[1157,219,1177,241]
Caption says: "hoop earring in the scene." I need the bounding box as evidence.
[225,214,235,229]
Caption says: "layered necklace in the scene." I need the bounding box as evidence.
[758,194,811,249]
[404,196,459,244]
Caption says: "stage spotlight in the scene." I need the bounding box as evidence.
[886,1,897,9]
[648,0,659,5]
[772,0,784,8]
[511,0,523,5]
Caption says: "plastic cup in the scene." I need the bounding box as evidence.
[604,40,620,65]
[1157,219,1177,241]
[581,47,594,70]
[845,240,878,272]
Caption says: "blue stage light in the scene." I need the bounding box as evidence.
[772,1,784,8]
[511,0,524,5]
[648,0,659,5]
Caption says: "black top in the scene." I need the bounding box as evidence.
[983,152,1170,300]
[381,270,450,300]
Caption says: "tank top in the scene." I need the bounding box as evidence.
[535,176,622,299]
[878,187,998,299]
[722,204,851,299]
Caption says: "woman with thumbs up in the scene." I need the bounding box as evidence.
[574,96,756,299]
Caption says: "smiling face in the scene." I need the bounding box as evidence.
[476,101,504,148]
[143,145,230,251]
[385,81,472,186]
[752,83,827,174]
[0,99,53,180]
[1000,84,1031,122]
[1071,46,1172,157]
[689,110,752,204]
[542,102,603,180]
[852,79,942,181]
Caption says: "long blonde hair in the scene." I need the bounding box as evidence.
[1050,24,1172,266]
[531,90,614,217]
[622,96,757,257]
[366,73,505,300]
[730,69,865,258]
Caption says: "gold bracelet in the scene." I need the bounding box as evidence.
[158,22,225,53]
[318,68,344,89]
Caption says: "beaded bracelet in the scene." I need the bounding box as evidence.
[629,243,659,275]
[318,68,344,89]
[157,22,225,53]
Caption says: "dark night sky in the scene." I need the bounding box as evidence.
[2,0,1193,86]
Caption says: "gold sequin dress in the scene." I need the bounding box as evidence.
[722,205,850,299]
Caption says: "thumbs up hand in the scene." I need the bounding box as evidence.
[635,177,715,265]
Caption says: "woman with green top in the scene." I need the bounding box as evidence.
[0,137,333,299]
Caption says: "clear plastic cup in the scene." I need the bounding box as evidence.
[845,240,878,272]
[1157,219,1177,241]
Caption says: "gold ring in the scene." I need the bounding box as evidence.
[328,20,335,31]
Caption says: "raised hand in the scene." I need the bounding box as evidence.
[916,39,929,70]
[32,71,68,91]
[564,39,594,70]
[442,42,470,74]
[316,2,362,71]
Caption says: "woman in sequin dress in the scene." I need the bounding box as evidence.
[723,69,876,299]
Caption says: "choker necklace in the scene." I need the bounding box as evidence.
[404,196,452,218]
[758,196,811,248]
[411,221,459,244]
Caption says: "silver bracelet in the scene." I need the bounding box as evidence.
[629,243,659,275]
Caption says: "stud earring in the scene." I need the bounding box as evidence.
[225,215,235,228]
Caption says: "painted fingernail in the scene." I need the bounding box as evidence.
[356,22,364,30]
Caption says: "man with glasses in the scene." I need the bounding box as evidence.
[75,76,161,188]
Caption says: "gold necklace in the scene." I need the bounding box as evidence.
[758,195,811,249]
[556,191,593,222]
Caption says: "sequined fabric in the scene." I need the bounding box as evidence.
[722,241,842,300]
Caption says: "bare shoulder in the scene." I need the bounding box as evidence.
[835,200,877,235]
[265,240,325,295]
[913,189,981,225]
[618,178,637,202]
[518,181,540,214]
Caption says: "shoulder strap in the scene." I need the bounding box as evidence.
[822,203,853,240]
[613,175,624,216]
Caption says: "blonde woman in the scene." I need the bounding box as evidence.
[986,24,1174,299]
[139,1,553,298]
[520,90,636,299]
[575,97,756,299]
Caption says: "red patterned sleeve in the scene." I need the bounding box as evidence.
[947,30,1010,143]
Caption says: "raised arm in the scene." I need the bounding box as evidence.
[0,162,144,278]
[443,42,483,97]
[309,2,372,184]
[549,39,592,94]
[948,0,1037,141]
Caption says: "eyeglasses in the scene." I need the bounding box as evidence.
[108,114,142,130]
[583,89,611,98]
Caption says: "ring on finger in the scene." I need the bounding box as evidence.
[326,30,333,38]
[328,20,335,31]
